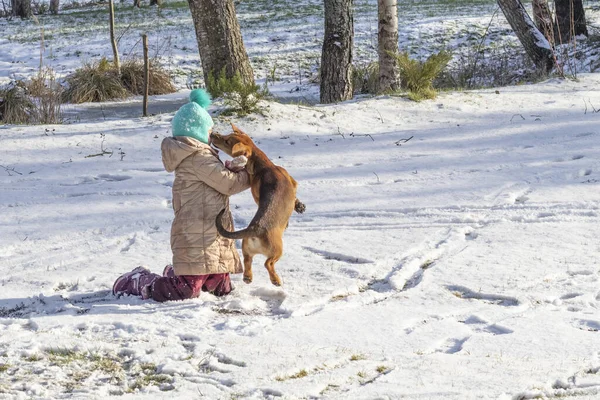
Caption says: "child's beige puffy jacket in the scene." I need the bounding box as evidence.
[161,136,250,276]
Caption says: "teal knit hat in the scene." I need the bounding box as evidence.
[171,89,214,144]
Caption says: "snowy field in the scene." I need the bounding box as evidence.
[2,0,600,399]
[1,0,600,92]
[2,73,600,398]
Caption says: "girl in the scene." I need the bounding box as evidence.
[113,89,250,301]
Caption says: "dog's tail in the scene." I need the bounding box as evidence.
[216,209,260,239]
[294,198,306,214]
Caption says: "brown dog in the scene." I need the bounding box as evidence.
[212,124,305,286]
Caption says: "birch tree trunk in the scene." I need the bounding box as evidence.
[555,0,588,43]
[496,0,554,72]
[320,0,353,104]
[188,0,254,88]
[378,0,399,93]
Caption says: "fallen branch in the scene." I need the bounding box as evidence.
[85,133,113,158]
[584,98,599,114]
[349,132,375,141]
[394,136,414,146]
[0,165,23,176]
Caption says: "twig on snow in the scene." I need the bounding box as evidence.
[349,132,375,141]
[510,114,525,122]
[394,135,414,146]
[0,165,23,176]
[85,133,113,158]
[372,172,380,183]
[584,98,599,114]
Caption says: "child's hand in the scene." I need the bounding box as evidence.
[225,155,248,172]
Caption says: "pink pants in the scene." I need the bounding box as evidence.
[148,273,232,302]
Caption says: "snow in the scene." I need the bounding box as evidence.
[2,73,600,398]
[2,0,600,398]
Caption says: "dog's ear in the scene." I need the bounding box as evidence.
[231,143,251,158]
[230,123,247,135]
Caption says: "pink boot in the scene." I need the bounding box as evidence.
[112,267,160,299]
[202,273,233,297]
[162,264,175,278]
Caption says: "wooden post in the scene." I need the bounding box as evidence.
[142,34,149,117]
[109,0,120,75]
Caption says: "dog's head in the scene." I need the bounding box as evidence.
[211,123,255,158]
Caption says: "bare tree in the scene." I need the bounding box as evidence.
[378,0,400,93]
[188,0,254,88]
[320,0,353,104]
[497,0,554,72]
[11,0,32,18]
[555,0,588,43]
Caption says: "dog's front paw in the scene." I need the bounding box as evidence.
[243,275,253,284]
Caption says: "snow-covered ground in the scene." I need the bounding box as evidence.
[2,73,600,398]
[2,0,600,92]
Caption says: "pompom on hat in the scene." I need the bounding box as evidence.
[171,88,214,144]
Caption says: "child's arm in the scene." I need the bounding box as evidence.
[192,154,250,196]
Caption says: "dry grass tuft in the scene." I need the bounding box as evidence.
[120,59,176,96]
[63,58,129,104]
[0,82,34,124]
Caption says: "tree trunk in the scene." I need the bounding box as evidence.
[11,0,32,18]
[133,0,141,7]
[496,0,553,72]
[109,0,121,75]
[150,0,162,5]
[320,0,353,104]
[555,0,588,43]
[532,0,553,46]
[188,0,254,88]
[378,0,400,93]
[49,0,59,14]
[142,34,149,117]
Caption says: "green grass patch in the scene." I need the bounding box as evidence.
[46,348,87,365]
[393,50,452,101]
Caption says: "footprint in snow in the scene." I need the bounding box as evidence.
[460,315,513,335]
[447,285,520,307]
[573,319,600,332]
[97,174,132,182]
[304,246,373,264]
[435,337,470,354]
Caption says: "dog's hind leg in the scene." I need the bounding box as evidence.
[241,239,254,284]
[264,235,283,286]
[265,256,282,286]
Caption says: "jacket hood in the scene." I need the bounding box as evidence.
[161,136,217,172]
